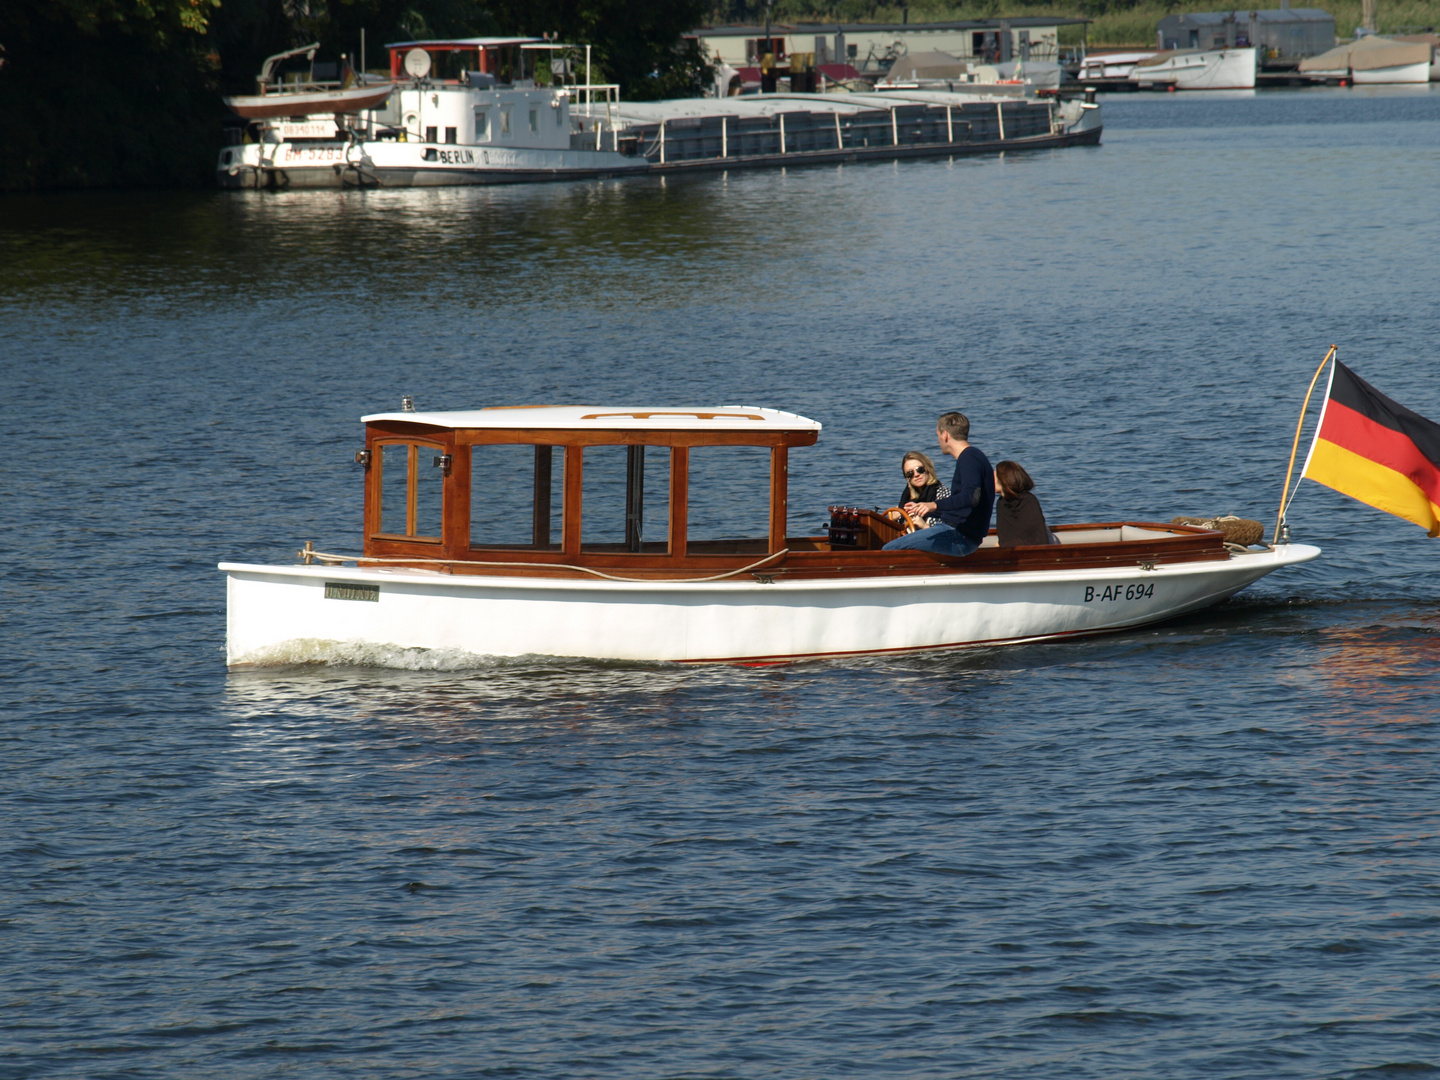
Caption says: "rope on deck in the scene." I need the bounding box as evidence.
[296,546,791,584]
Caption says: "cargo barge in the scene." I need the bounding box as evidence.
[217,37,1101,190]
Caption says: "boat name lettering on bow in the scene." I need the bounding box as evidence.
[1084,582,1154,603]
[324,582,379,602]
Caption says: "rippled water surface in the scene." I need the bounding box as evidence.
[5,87,1440,1078]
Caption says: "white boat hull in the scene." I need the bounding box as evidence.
[221,544,1318,665]
[217,140,650,188]
[1131,48,1257,89]
[1303,61,1431,83]
[1353,59,1432,83]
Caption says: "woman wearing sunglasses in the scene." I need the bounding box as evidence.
[897,452,949,529]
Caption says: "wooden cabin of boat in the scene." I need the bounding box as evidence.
[352,404,1234,580]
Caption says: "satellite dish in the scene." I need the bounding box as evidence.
[403,48,432,79]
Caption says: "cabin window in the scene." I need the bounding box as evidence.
[474,108,490,141]
[470,444,565,549]
[425,125,437,143]
[581,445,671,554]
[445,126,457,144]
[686,446,772,555]
[529,107,538,133]
[501,107,511,135]
[377,442,444,541]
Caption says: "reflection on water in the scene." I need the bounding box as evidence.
[1312,606,1440,709]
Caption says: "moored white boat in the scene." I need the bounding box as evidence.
[220,405,1319,665]
[1078,50,1158,79]
[223,84,394,120]
[1299,36,1433,84]
[1129,46,1257,89]
[217,37,1102,189]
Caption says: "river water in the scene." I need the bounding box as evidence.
[4,86,1440,1078]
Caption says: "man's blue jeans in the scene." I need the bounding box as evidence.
[881,523,980,555]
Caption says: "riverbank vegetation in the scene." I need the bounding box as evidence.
[4,0,1437,190]
[0,0,708,190]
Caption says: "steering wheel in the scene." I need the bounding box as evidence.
[882,506,919,535]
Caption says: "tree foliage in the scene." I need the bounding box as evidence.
[0,0,710,189]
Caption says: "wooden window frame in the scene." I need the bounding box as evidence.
[369,439,446,545]
[363,421,817,566]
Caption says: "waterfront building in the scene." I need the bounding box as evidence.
[692,18,1090,79]
[1156,6,1336,67]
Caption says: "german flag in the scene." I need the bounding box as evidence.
[1303,361,1440,536]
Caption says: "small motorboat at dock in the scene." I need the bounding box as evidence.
[220,405,1318,665]
[1129,46,1258,89]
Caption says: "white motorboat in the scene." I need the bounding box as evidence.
[1299,36,1433,84]
[1077,51,1158,79]
[223,84,395,120]
[221,42,394,119]
[1130,47,1258,89]
[217,37,1102,189]
[220,405,1319,666]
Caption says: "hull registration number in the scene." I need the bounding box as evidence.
[1084,582,1154,603]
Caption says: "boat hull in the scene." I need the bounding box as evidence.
[221,543,1318,665]
[1131,48,1257,89]
[216,141,650,189]
[216,124,1101,189]
[223,85,395,119]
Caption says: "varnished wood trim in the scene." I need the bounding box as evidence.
[406,444,419,536]
[563,445,583,555]
[769,445,787,554]
[671,446,688,558]
[533,445,552,547]
[362,520,1232,579]
[445,434,468,556]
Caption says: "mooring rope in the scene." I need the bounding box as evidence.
[298,546,792,584]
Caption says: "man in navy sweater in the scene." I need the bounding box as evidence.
[882,412,995,555]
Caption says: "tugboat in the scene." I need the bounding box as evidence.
[219,403,1318,665]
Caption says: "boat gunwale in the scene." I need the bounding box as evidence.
[218,541,1319,593]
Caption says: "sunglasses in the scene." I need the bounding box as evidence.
[904,466,928,479]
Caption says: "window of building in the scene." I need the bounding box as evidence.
[581,445,670,554]
[471,444,564,549]
[377,442,444,540]
[685,446,771,555]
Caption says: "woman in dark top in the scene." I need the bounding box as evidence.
[994,460,1058,546]
[898,452,949,528]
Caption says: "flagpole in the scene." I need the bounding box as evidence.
[1274,344,1337,544]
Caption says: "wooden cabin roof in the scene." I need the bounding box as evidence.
[361,405,822,433]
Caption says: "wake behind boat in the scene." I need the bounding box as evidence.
[220,404,1318,665]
